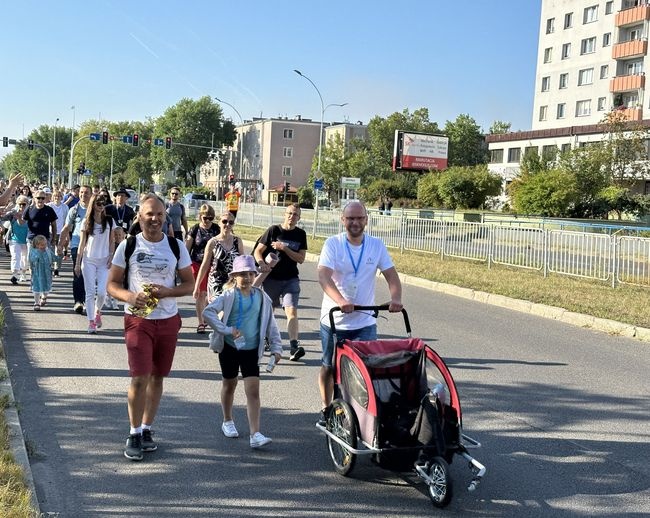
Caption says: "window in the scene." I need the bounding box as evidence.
[578,68,594,85]
[283,147,293,158]
[598,97,607,111]
[507,148,521,163]
[281,166,292,177]
[583,5,598,24]
[542,145,558,160]
[627,61,643,75]
[605,1,613,15]
[581,37,597,54]
[490,149,504,163]
[557,103,566,119]
[544,47,553,63]
[559,73,569,88]
[600,65,609,79]
[562,43,571,59]
[524,146,539,157]
[539,105,548,121]
[541,76,550,92]
[546,18,555,34]
[576,100,591,116]
[564,12,573,29]
[561,143,572,154]
[283,128,294,139]
[645,181,650,195]
[629,28,641,41]
[603,32,611,46]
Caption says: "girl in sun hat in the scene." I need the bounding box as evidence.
[202,255,283,449]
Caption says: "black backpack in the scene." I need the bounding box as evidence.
[122,234,181,288]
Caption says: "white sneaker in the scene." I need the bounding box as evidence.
[250,432,272,448]
[221,420,239,438]
[19,274,26,282]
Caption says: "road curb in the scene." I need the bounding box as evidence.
[0,335,40,513]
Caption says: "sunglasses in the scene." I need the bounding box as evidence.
[35,197,45,200]
[202,216,214,221]
[18,203,26,206]
[95,202,105,207]
[221,220,235,225]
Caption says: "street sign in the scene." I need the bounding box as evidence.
[83,169,92,176]
[314,178,324,190]
[340,177,361,189]
[89,133,101,141]
[122,135,133,144]
[154,138,165,147]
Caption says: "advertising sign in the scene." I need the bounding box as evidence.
[393,131,449,172]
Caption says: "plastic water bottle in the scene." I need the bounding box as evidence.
[266,355,276,373]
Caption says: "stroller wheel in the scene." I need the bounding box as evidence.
[327,399,358,476]
[427,456,453,508]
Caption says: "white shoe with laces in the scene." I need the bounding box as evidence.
[250,432,272,448]
[221,420,239,438]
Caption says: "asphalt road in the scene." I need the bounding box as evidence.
[2,251,649,517]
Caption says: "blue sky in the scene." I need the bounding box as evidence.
[1,0,541,161]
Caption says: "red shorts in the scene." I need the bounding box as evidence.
[124,313,182,377]
[192,261,208,292]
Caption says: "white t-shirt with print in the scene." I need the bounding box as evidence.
[318,232,394,330]
[112,233,191,319]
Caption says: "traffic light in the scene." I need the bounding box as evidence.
[284,181,290,193]
[2,137,7,147]
[165,136,172,149]
[229,174,235,184]
[77,162,85,174]
[132,134,139,147]
[27,139,34,150]
[102,131,109,144]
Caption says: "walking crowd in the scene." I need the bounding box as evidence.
[1,174,403,462]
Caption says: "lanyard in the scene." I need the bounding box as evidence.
[344,237,365,277]
[116,205,125,223]
[236,289,254,329]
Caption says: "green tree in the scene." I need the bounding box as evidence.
[437,166,501,209]
[417,172,444,207]
[509,168,577,216]
[444,114,488,167]
[489,120,512,134]
[308,133,350,203]
[151,96,235,186]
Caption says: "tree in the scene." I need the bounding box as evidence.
[509,168,577,217]
[151,96,235,186]
[444,114,488,167]
[417,172,444,207]
[489,120,511,134]
[308,133,350,203]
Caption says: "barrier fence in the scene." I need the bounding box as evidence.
[197,202,650,288]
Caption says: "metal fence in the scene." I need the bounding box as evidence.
[196,202,650,288]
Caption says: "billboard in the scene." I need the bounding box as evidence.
[392,130,449,172]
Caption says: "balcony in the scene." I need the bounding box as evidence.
[616,3,650,26]
[612,38,648,59]
[610,73,646,92]
[617,107,644,121]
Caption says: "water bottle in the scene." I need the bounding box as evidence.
[266,355,276,373]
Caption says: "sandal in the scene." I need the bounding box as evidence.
[39,296,47,307]
[196,323,207,334]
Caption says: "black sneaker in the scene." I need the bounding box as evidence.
[317,405,331,427]
[124,434,143,461]
[53,269,59,277]
[74,302,84,314]
[141,429,158,452]
[289,346,305,361]
[10,276,18,285]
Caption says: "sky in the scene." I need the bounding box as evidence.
[0,0,541,162]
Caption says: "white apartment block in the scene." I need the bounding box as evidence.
[200,117,368,204]
[487,0,650,201]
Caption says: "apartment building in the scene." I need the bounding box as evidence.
[200,117,369,204]
[487,0,650,201]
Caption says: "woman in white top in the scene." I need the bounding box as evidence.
[75,194,116,334]
[47,189,69,276]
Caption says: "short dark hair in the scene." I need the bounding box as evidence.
[72,184,80,189]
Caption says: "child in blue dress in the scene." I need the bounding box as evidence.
[29,234,55,310]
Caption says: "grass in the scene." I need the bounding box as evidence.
[0,304,39,518]
[234,224,650,329]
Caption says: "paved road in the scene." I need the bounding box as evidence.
[2,251,649,517]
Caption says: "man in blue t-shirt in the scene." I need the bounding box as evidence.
[59,185,91,313]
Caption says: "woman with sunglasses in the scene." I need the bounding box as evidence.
[194,211,244,307]
[187,204,220,333]
[47,189,69,277]
[75,195,117,334]
[2,195,30,284]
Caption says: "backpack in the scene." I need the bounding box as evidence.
[122,234,181,289]
[68,204,80,235]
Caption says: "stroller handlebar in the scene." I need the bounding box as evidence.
[328,305,411,335]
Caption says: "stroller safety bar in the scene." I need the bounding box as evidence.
[316,422,380,455]
[459,451,486,491]
[461,433,482,449]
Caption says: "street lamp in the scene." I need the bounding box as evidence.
[214,97,244,194]
[52,117,59,187]
[293,69,347,179]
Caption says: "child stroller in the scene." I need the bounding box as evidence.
[316,306,486,508]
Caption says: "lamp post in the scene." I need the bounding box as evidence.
[215,97,244,200]
[69,106,75,186]
[52,117,59,187]
[294,69,347,236]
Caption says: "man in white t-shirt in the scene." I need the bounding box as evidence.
[317,201,403,425]
[107,194,194,461]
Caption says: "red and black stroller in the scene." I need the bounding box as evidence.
[316,306,486,508]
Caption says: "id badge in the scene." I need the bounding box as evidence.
[122,221,129,230]
[342,281,358,301]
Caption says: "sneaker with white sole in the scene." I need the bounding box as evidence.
[221,420,239,438]
[250,432,272,448]
[95,312,102,328]
[141,429,158,452]
[289,346,305,361]
[124,434,143,461]
[88,321,97,334]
